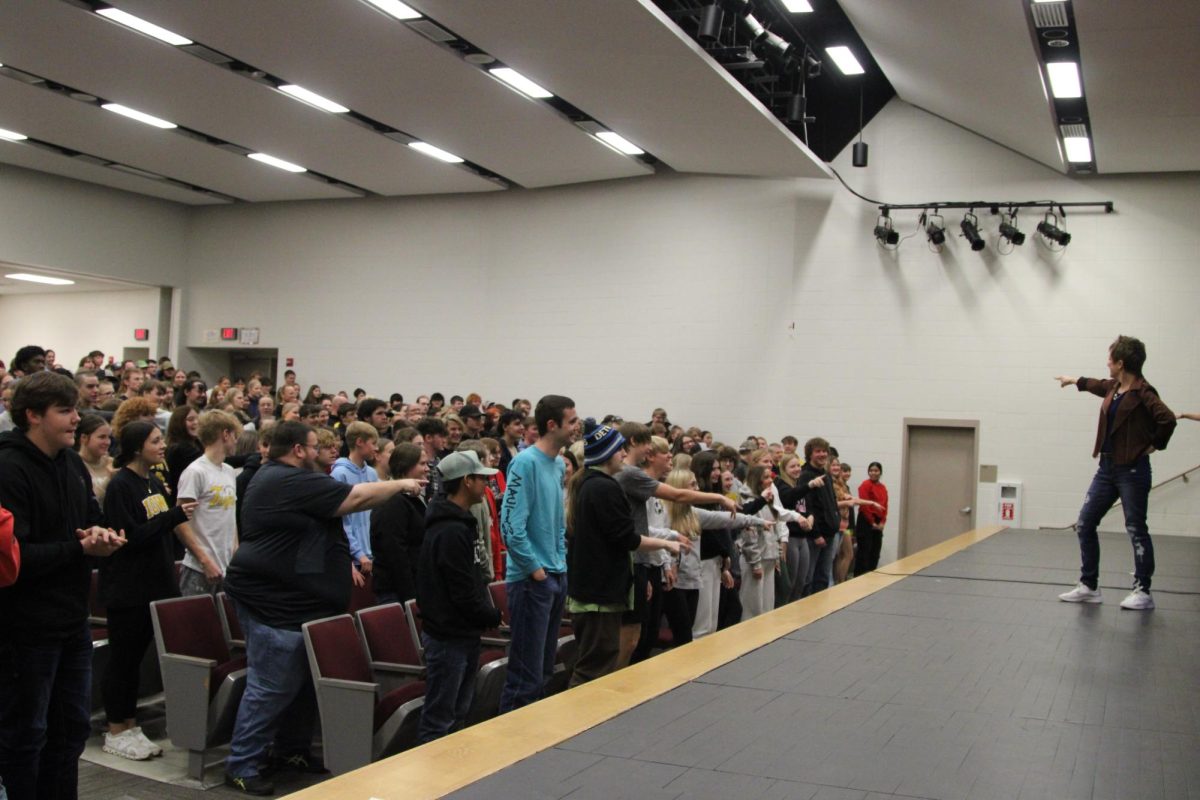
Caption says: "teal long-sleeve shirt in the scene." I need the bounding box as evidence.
[500,446,566,582]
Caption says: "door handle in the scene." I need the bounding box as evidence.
[959,507,972,514]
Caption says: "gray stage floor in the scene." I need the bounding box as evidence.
[446,529,1200,800]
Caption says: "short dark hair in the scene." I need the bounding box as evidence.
[1110,335,1147,376]
[388,442,423,478]
[828,446,839,459]
[284,369,296,378]
[269,421,315,459]
[416,417,448,437]
[12,345,46,374]
[442,476,464,497]
[450,395,463,404]
[804,436,830,461]
[389,393,404,403]
[781,435,798,446]
[299,403,322,420]
[337,404,357,419]
[430,393,444,403]
[393,426,419,444]
[10,371,78,431]
[618,421,651,446]
[499,410,524,429]
[534,394,575,436]
[717,446,739,462]
[358,398,387,419]
[868,461,883,473]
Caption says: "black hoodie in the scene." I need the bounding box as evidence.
[416,498,500,641]
[0,429,102,642]
[797,463,839,538]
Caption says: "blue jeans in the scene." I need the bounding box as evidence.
[0,623,92,800]
[416,634,480,744]
[803,538,834,596]
[499,573,567,712]
[225,602,318,779]
[1076,454,1154,591]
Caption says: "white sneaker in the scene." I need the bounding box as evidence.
[1058,583,1103,603]
[102,729,155,761]
[1119,588,1155,610]
[129,727,163,757]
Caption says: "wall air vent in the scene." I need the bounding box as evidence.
[181,44,234,65]
[406,19,456,43]
[1031,2,1069,29]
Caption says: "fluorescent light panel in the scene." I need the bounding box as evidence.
[488,67,554,99]
[95,7,192,46]
[278,84,350,113]
[825,46,865,75]
[362,0,422,20]
[6,273,75,286]
[247,152,307,173]
[0,127,28,141]
[1063,136,1092,163]
[782,0,814,11]
[101,103,176,129]
[1046,61,1082,98]
[408,141,464,163]
[595,131,644,155]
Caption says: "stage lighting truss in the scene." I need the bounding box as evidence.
[871,201,1105,253]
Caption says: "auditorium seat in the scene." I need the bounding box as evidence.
[354,603,424,693]
[347,572,377,613]
[301,614,425,775]
[216,591,245,652]
[149,595,248,780]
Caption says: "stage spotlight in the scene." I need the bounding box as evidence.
[1037,214,1072,246]
[999,218,1025,246]
[960,213,985,251]
[926,216,946,246]
[785,92,806,123]
[698,4,724,43]
[874,216,898,246]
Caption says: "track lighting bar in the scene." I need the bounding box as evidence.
[878,201,1113,214]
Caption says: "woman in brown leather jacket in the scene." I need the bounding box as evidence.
[1054,335,1176,610]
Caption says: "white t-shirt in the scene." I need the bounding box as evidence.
[176,454,238,573]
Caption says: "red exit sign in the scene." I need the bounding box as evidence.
[220,327,239,341]
[133,328,149,341]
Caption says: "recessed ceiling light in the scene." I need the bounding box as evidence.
[1063,136,1092,162]
[595,131,644,155]
[362,0,422,20]
[95,7,192,46]
[1046,61,1082,98]
[488,67,554,99]
[825,46,865,75]
[6,273,75,286]
[101,103,177,129]
[408,141,464,163]
[781,0,813,11]
[278,85,350,113]
[247,152,307,173]
[0,127,28,141]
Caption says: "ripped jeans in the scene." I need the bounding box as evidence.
[1075,454,1154,591]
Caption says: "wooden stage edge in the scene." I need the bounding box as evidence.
[284,525,1008,800]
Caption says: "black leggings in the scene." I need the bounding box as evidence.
[855,528,883,575]
[630,564,665,664]
[661,587,697,648]
[103,605,155,723]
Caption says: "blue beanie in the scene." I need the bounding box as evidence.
[583,417,625,466]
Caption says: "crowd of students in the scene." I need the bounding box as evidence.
[0,345,898,799]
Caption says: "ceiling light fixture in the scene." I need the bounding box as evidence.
[101,103,177,129]
[595,131,644,156]
[960,212,985,251]
[825,46,865,76]
[408,141,465,163]
[999,216,1026,246]
[278,85,350,113]
[6,273,75,286]
[926,214,946,246]
[247,152,307,173]
[697,3,724,43]
[488,67,554,99]
[361,0,422,20]
[1045,61,1082,99]
[1037,212,1071,246]
[0,127,28,141]
[873,216,898,246]
[781,0,814,11]
[95,7,192,46]
[1063,135,1092,163]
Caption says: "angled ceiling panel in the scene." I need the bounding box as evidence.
[0,151,226,205]
[411,0,831,180]
[0,0,500,196]
[0,78,354,201]
[114,0,653,188]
